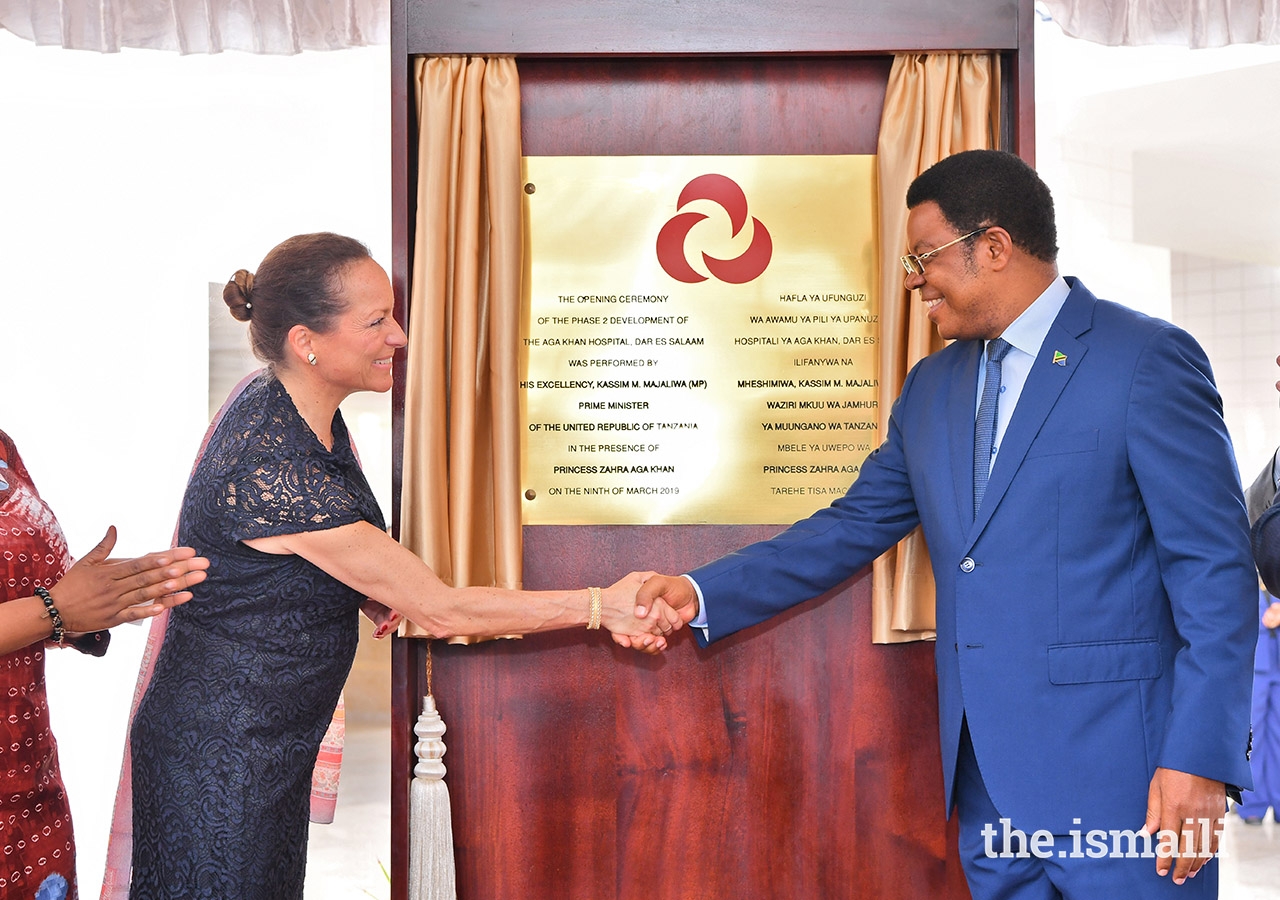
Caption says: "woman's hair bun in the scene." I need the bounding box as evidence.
[223,269,255,322]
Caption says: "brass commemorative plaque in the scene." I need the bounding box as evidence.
[521,155,879,525]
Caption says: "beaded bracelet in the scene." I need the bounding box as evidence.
[34,587,66,646]
[586,586,603,630]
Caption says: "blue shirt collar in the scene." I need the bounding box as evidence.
[989,275,1070,359]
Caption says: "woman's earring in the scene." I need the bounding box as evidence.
[307,352,317,366]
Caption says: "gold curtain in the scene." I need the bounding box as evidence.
[401,56,524,625]
[871,52,1001,644]
[398,53,1000,643]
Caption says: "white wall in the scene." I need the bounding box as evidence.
[5,12,1280,894]
[1034,15,1280,474]
[0,31,391,891]
[1171,254,1280,479]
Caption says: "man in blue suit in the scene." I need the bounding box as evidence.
[1250,355,1280,596]
[1241,358,1280,826]
[1236,588,1280,825]
[637,150,1256,898]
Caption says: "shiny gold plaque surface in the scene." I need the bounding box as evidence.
[521,155,878,525]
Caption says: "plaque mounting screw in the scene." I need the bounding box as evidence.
[524,183,536,194]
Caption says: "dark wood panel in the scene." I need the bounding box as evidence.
[408,0,1021,56]
[1013,1,1037,162]
[411,525,967,899]
[389,0,412,542]
[520,57,892,157]
[389,0,412,890]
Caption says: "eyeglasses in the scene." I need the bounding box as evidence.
[900,227,991,276]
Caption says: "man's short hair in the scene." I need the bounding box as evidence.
[906,150,1058,264]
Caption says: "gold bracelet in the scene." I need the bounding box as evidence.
[586,586,603,630]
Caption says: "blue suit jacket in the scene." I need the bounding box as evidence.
[1253,474,1280,597]
[692,278,1257,833]
[1253,591,1280,677]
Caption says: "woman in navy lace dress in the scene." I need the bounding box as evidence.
[125,233,681,900]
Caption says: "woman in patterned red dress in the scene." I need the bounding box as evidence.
[0,430,209,900]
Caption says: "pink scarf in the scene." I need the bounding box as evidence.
[99,370,347,898]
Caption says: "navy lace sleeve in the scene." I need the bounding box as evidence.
[223,449,368,541]
[188,374,385,546]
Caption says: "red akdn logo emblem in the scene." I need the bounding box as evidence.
[655,174,773,284]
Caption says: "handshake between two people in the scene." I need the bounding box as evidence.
[358,567,707,655]
[608,572,702,655]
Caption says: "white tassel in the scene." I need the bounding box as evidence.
[410,694,457,900]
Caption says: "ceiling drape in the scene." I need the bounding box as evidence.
[1040,0,1280,47]
[0,0,385,53]
[4,1,1275,68]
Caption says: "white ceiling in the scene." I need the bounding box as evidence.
[1073,61,1280,266]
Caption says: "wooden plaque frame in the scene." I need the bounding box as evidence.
[389,4,1035,897]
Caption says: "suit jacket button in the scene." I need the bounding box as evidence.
[960,557,976,573]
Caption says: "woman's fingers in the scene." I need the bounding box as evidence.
[80,526,119,565]
[114,553,210,601]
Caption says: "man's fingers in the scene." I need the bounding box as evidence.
[635,575,692,620]
[1145,769,1227,882]
[1143,782,1169,876]
[1170,823,1194,883]
[1170,818,1209,884]
[643,599,681,634]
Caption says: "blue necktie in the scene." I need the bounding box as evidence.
[974,338,1012,516]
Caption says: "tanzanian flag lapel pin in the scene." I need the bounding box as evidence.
[1052,350,1068,367]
